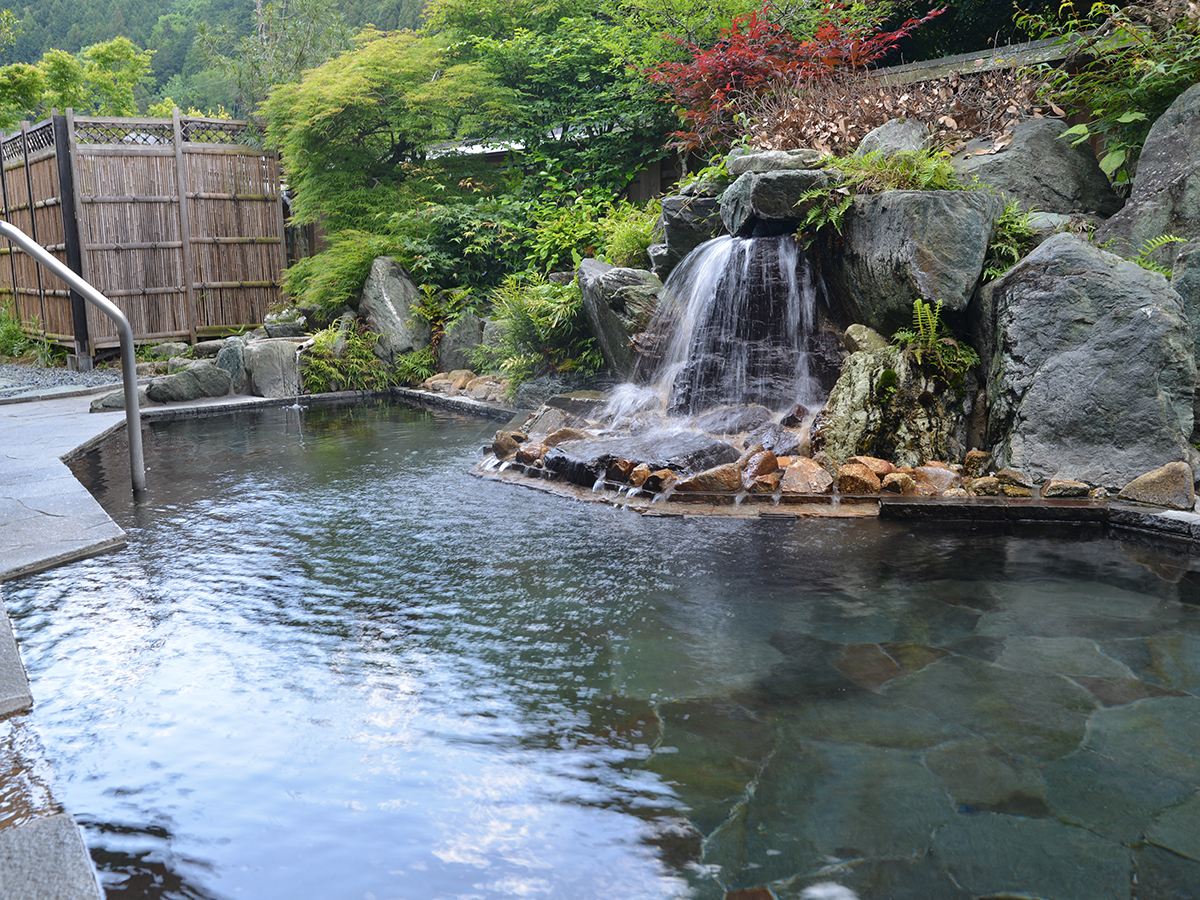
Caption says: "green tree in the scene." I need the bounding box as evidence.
[262,30,514,227]
[198,0,355,115]
[81,36,153,115]
[0,64,44,129]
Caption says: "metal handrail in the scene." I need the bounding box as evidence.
[0,220,145,492]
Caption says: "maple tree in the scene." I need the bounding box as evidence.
[650,2,944,151]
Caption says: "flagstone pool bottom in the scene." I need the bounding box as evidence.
[3,399,1199,899]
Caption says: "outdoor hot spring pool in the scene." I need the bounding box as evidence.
[2,400,1199,900]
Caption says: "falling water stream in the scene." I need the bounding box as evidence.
[2,402,1199,899]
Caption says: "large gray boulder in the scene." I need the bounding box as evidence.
[856,118,930,157]
[726,147,824,176]
[358,256,430,365]
[145,360,232,403]
[987,233,1196,488]
[1172,241,1200,440]
[245,339,301,399]
[832,190,1005,335]
[720,169,835,236]
[577,260,661,380]
[1095,82,1200,254]
[953,118,1123,216]
[438,313,484,372]
[650,194,724,279]
[813,346,977,468]
[214,336,247,394]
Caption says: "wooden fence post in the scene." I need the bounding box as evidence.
[19,121,46,337]
[53,112,90,367]
[172,109,198,342]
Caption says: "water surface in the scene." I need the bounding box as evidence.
[3,401,1199,899]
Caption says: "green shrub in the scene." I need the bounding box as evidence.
[798,148,966,240]
[300,323,397,394]
[394,345,439,385]
[470,273,604,388]
[283,230,403,316]
[984,200,1038,281]
[598,199,661,269]
[1018,1,1200,181]
[892,298,979,387]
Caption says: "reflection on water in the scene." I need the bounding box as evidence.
[2,400,1199,899]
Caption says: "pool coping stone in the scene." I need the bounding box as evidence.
[0,813,103,900]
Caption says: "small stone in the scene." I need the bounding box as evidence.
[971,476,1001,496]
[914,466,963,493]
[964,449,992,478]
[192,339,224,358]
[544,427,592,448]
[1090,486,1110,500]
[781,457,834,493]
[516,442,548,465]
[848,455,895,477]
[1002,484,1033,498]
[676,462,743,492]
[748,471,783,493]
[643,469,677,492]
[843,323,891,353]
[996,468,1034,488]
[1118,461,1196,510]
[742,449,779,479]
[838,462,881,494]
[424,372,449,389]
[147,340,188,359]
[629,464,652,487]
[880,472,918,495]
[781,403,810,427]
[493,431,520,459]
[606,457,635,481]
[450,369,475,390]
[943,487,971,499]
[1044,478,1091,498]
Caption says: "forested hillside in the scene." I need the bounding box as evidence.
[0,0,426,113]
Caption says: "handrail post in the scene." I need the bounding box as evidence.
[0,220,145,493]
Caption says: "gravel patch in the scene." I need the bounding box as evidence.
[0,361,123,399]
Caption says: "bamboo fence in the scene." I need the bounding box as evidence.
[0,110,285,359]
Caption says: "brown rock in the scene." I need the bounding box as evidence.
[880,472,918,495]
[922,460,951,469]
[963,449,992,478]
[736,444,767,466]
[995,468,1033,488]
[493,431,520,459]
[775,456,794,468]
[743,449,780,479]
[781,403,810,427]
[1118,461,1196,510]
[943,487,971,499]
[1043,478,1091,498]
[914,466,963,493]
[848,455,895,477]
[970,476,1001,496]
[515,442,548,465]
[449,369,475,389]
[837,462,881,494]
[1002,484,1033,497]
[915,481,940,497]
[629,464,652,487]
[1089,486,1110,500]
[424,372,449,389]
[748,471,783,493]
[643,469,678,492]
[781,457,835,494]
[428,378,455,393]
[606,458,636,482]
[677,463,743,492]
[544,427,592,448]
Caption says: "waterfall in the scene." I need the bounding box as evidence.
[647,235,832,416]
